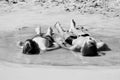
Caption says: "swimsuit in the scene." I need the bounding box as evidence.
[65,36,77,45]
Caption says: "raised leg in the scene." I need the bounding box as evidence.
[45,27,53,36]
[69,19,76,32]
[69,19,86,36]
[17,41,24,49]
[54,22,65,37]
[35,26,41,35]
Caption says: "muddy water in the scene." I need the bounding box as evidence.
[0,26,120,66]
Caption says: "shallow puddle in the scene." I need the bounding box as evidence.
[0,26,120,67]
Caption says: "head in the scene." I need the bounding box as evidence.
[18,39,40,55]
[81,37,98,56]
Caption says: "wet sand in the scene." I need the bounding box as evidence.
[0,10,120,67]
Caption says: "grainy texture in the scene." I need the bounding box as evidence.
[0,0,120,67]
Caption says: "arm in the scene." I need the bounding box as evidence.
[45,42,60,51]
[60,42,79,51]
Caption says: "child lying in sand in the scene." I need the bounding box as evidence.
[54,19,110,56]
[18,26,60,55]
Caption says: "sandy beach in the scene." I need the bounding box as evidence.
[0,0,120,80]
[0,7,120,66]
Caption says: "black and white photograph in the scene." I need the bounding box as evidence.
[0,0,120,80]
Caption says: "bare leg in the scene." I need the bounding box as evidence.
[44,27,53,36]
[43,27,61,51]
[69,19,86,36]
[54,22,65,37]
[17,41,24,49]
[54,22,72,40]
[35,26,41,35]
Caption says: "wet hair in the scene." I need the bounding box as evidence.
[81,39,98,56]
[22,39,40,55]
